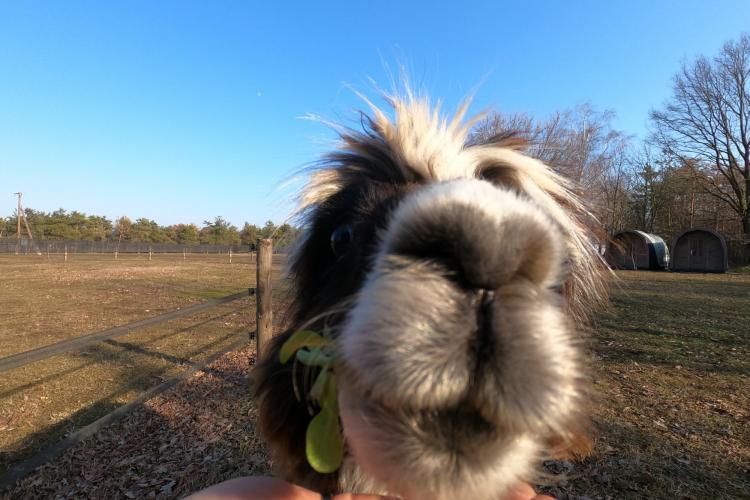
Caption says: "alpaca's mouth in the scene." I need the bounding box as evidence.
[338,372,541,500]
[338,288,500,444]
[340,382,500,457]
[338,268,581,433]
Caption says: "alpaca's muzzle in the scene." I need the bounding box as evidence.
[336,179,582,498]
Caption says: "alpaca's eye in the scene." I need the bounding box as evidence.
[330,224,354,257]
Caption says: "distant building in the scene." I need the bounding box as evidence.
[670,228,728,273]
[605,230,669,270]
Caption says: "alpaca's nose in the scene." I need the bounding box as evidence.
[383,179,563,290]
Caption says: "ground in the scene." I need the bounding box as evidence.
[540,271,750,499]
[1,260,749,499]
[5,345,266,499]
[0,253,285,479]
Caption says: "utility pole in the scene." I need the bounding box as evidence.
[13,192,34,241]
[15,193,22,240]
[13,192,41,255]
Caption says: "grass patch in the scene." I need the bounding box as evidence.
[542,271,750,499]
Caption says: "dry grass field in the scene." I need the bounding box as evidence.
[542,271,750,499]
[0,253,285,477]
[1,257,749,499]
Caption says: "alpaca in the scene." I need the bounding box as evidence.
[254,91,607,500]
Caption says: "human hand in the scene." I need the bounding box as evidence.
[186,476,555,500]
[503,483,555,500]
[185,476,393,500]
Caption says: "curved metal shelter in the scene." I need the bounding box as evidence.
[605,230,669,270]
[670,228,728,273]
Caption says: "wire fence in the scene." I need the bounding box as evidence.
[0,238,260,255]
[0,288,257,489]
[0,241,280,489]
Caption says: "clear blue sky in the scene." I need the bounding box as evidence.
[1,1,748,227]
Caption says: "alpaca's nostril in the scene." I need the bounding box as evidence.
[469,283,580,431]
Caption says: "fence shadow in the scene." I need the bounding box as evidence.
[4,345,267,499]
[540,418,749,499]
[0,327,248,483]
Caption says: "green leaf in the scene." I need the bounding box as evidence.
[309,369,330,401]
[279,330,327,364]
[306,408,344,473]
[320,372,338,413]
[296,348,332,367]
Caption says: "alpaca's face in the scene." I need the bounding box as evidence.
[284,97,604,499]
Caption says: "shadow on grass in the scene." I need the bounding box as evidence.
[4,347,267,499]
[0,398,123,476]
[0,328,246,479]
[102,339,240,383]
[593,316,749,376]
[591,279,750,376]
[541,419,750,500]
[0,310,242,401]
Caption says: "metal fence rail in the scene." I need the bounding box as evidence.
[0,289,254,375]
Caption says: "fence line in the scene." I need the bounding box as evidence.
[0,238,253,255]
[0,290,254,375]
[0,237,296,255]
[0,247,276,491]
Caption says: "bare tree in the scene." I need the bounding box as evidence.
[470,104,631,235]
[650,34,750,238]
[597,150,633,235]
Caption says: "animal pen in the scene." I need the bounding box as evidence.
[0,239,275,491]
[670,228,729,273]
[605,230,669,270]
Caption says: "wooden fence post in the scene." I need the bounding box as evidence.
[256,238,273,358]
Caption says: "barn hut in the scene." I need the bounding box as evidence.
[670,228,728,273]
[606,230,669,270]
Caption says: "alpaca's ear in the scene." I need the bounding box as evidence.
[546,422,594,460]
[476,131,529,150]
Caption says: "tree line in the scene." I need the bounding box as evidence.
[0,210,301,248]
[471,34,749,260]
